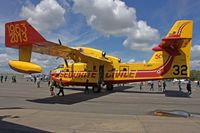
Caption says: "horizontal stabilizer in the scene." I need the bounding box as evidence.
[152,20,192,56]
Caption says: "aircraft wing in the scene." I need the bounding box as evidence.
[5,20,110,64]
[33,41,110,63]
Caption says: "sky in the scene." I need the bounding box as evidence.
[0,0,200,74]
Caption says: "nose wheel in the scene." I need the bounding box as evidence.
[92,85,101,93]
[106,84,113,91]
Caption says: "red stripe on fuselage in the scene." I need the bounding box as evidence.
[51,56,174,84]
[135,56,174,78]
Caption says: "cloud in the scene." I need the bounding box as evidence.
[191,60,200,70]
[128,59,135,63]
[191,45,200,61]
[0,47,18,72]
[44,30,99,46]
[190,45,200,70]
[191,44,200,51]
[0,53,10,66]
[0,21,5,42]
[68,31,100,45]
[20,0,65,32]
[0,22,5,38]
[72,0,160,51]
[31,53,64,73]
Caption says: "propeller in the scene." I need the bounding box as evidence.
[58,39,69,67]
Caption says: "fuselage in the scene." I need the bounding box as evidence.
[51,47,175,86]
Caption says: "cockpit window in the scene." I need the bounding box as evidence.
[102,51,106,57]
[123,68,127,71]
[56,64,64,69]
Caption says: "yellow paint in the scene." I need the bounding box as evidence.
[19,46,32,62]
[5,20,193,86]
[75,47,105,58]
[9,60,42,73]
[52,20,193,84]
[167,20,192,38]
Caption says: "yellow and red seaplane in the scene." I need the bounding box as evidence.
[5,20,193,92]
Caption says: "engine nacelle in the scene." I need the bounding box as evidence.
[8,60,42,74]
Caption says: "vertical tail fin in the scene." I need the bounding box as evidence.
[149,20,193,79]
[5,20,46,62]
[5,20,45,73]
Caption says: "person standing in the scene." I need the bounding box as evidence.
[33,76,36,84]
[187,80,192,96]
[48,80,50,87]
[140,82,143,91]
[178,80,182,91]
[163,80,166,92]
[36,76,41,88]
[49,80,55,96]
[150,81,154,91]
[158,80,162,91]
[4,76,7,82]
[57,78,64,96]
[14,76,16,83]
[85,79,89,94]
[0,75,3,83]
[197,80,200,88]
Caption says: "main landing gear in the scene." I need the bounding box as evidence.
[92,84,102,93]
[92,84,114,93]
[106,84,113,91]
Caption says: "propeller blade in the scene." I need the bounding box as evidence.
[58,39,68,67]
[58,39,62,45]
[64,59,68,67]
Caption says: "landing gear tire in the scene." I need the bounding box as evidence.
[106,84,113,91]
[92,86,101,93]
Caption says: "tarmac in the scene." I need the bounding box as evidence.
[0,76,200,133]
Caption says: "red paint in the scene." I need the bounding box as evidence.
[5,20,46,48]
[91,73,96,78]
[152,22,190,55]
[135,56,174,78]
[105,72,135,78]
[59,72,97,79]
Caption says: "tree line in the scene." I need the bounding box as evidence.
[190,70,200,81]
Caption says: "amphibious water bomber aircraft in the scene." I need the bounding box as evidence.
[5,20,192,92]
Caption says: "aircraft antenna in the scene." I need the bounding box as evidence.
[58,39,69,67]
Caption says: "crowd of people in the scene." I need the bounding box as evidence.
[139,80,167,92]
[0,75,17,83]
[47,79,197,97]
[1,73,199,97]
[48,78,65,96]
[139,79,197,96]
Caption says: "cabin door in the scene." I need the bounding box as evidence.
[98,65,104,85]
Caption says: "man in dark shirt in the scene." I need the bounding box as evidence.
[187,80,192,96]
[85,79,89,94]
[57,78,64,96]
